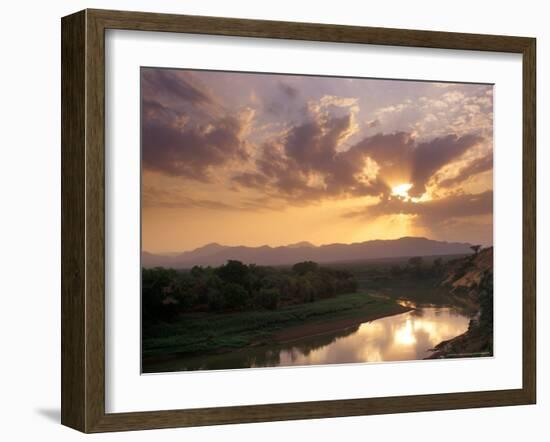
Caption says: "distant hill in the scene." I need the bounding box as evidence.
[142,237,474,268]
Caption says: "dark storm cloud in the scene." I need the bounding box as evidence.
[438,153,493,189]
[141,69,212,105]
[347,190,493,223]
[141,68,489,221]
[349,132,414,172]
[346,132,482,198]
[232,172,270,188]
[284,114,352,171]
[254,141,327,199]
[264,82,300,115]
[141,69,250,180]
[345,132,482,199]
[233,109,483,204]
[142,99,179,123]
[278,81,299,99]
[142,115,248,181]
[408,134,483,197]
[233,114,391,202]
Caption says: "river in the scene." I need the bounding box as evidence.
[144,305,471,373]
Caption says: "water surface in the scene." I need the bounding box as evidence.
[145,306,470,373]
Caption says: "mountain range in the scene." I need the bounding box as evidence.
[142,236,474,268]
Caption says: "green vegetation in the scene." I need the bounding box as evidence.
[142,291,406,358]
[459,269,494,355]
[478,270,493,333]
[142,259,372,360]
[328,254,465,305]
[142,260,358,324]
[428,248,494,359]
[141,251,491,367]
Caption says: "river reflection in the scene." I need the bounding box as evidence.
[145,307,471,373]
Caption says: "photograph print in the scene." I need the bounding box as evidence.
[141,67,494,373]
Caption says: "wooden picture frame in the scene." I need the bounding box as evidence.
[61,8,536,433]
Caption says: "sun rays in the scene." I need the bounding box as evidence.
[392,183,413,199]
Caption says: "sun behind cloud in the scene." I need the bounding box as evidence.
[391,183,413,199]
[141,68,494,252]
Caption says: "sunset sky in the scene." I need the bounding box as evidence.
[141,68,493,254]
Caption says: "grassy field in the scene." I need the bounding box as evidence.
[142,291,407,359]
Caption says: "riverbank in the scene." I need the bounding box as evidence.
[142,291,409,363]
[270,307,411,343]
[427,248,494,359]
[426,320,493,359]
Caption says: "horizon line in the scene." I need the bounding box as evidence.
[143,235,493,256]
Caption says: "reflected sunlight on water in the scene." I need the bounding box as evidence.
[145,307,472,372]
[396,299,417,309]
[274,307,469,367]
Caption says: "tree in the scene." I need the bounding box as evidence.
[223,283,249,309]
[408,256,424,277]
[297,277,315,302]
[190,265,205,278]
[428,257,443,277]
[216,260,249,286]
[408,256,423,268]
[390,265,402,277]
[255,287,280,310]
[141,259,360,315]
[292,261,319,276]
[142,267,180,322]
[470,245,482,255]
[172,272,196,310]
[478,270,493,328]
[207,287,226,311]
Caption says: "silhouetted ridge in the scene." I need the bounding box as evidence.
[142,237,473,268]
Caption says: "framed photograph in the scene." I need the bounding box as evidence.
[61,9,536,433]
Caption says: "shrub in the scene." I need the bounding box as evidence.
[292,261,319,276]
[255,287,280,310]
[207,288,226,311]
[223,283,249,309]
[216,260,249,286]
